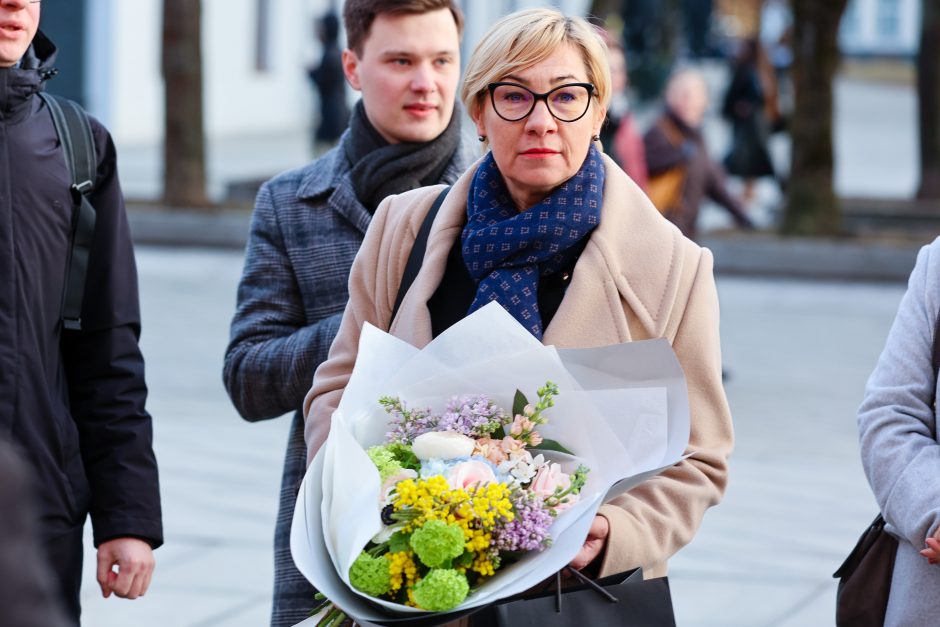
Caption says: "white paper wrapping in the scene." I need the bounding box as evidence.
[291,303,690,625]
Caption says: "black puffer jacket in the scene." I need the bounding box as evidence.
[0,32,162,548]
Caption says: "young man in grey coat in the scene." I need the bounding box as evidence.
[222,1,471,625]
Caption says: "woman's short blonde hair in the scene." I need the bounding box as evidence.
[460,9,611,121]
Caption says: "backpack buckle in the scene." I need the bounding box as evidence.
[71,180,94,195]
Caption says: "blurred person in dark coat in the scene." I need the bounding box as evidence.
[308,11,350,152]
[721,38,779,202]
[0,440,71,627]
[0,2,162,624]
[644,69,753,240]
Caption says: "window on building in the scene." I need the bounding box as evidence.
[841,0,860,37]
[256,0,271,72]
[877,0,900,39]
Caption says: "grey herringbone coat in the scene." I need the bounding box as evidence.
[858,236,940,626]
[223,132,470,627]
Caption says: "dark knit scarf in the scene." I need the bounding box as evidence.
[343,99,461,212]
[461,144,605,339]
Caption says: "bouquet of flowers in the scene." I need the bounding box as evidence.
[292,303,691,627]
[341,381,588,615]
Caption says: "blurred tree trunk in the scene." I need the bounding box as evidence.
[782,0,848,235]
[162,0,208,207]
[917,0,940,199]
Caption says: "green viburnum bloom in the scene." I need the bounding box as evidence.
[366,446,405,483]
[349,552,391,597]
[412,569,470,611]
[409,519,465,568]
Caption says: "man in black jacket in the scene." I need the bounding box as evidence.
[0,2,162,623]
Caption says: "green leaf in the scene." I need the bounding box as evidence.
[512,390,528,417]
[388,531,411,554]
[455,551,475,568]
[534,439,575,455]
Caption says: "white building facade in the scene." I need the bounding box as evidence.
[840,0,922,57]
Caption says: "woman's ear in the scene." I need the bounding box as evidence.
[472,104,486,138]
[592,104,607,138]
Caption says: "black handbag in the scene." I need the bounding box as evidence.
[832,514,898,626]
[471,567,676,626]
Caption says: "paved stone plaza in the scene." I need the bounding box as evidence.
[74,246,910,626]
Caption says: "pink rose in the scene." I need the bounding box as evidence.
[530,462,569,497]
[447,460,497,490]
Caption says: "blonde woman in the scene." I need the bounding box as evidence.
[305,8,733,580]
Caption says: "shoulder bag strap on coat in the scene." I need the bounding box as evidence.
[39,92,98,332]
[390,186,450,326]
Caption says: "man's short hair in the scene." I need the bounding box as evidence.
[343,0,464,56]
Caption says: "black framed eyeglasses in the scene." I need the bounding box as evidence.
[487,82,596,123]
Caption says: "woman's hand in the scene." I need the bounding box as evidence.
[569,515,609,570]
[920,530,940,565]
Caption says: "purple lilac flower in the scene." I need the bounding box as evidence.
[493,490,553,553]
[381,396,435,445]
[436,394,507,438]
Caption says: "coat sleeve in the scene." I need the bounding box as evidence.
[59,122,162,548]
[597,247,733,576]
[858,240,940,548]
[223,183,343,422]
[704,159,753,228]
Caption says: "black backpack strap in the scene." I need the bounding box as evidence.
[390,186,450,326]
[40,92,98,332]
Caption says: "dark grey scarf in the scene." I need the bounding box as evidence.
[343,99,461,212]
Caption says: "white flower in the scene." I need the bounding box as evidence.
[372,523,405,544]
[412,431,475,461]
[497,453,545,485]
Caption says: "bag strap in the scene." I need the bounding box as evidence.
[39,92,98,332]
[390,186,450,326]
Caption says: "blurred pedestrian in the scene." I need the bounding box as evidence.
[644,69,754,240]
[0,2,162,624]
[857,236,940,625]
[721,38,779,202]
[308,11,350,153]
[597,28,648,191]
[0,440,71,627]
[223,1,472,625]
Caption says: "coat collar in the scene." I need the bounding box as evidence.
[391,152,685,348]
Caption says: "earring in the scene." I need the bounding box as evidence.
[478,135,486,142]
[592,134,600,142]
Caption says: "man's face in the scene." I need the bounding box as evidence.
[0,0,39,68]
[342,9,460,144]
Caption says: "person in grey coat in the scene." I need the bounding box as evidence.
[222,1,470,625]
[858,236,940,625]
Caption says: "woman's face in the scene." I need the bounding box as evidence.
[473,43,606,210]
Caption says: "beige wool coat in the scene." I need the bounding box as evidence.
[304,153,734,580]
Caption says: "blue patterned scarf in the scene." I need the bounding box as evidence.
[461,144,605,339]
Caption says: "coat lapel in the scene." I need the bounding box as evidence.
[545,154,684,345]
